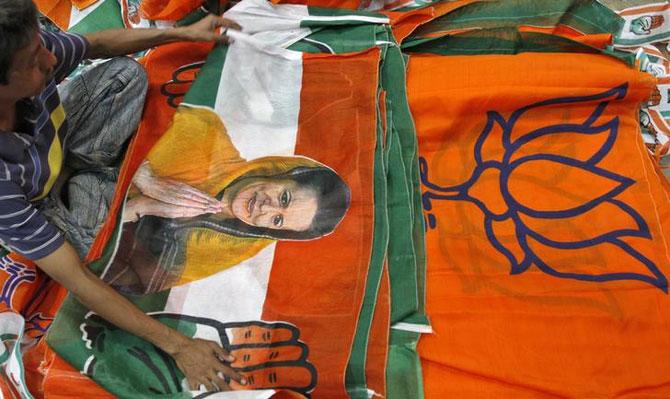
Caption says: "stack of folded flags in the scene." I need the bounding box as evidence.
[0,0,667,398]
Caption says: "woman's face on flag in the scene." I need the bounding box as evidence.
[229,177,318,232]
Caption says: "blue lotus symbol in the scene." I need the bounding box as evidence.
[420,84,668,292]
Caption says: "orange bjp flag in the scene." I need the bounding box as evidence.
[408,51,670,398]
[140,0,206,20]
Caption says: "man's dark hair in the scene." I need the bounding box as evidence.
[0,0,39,85]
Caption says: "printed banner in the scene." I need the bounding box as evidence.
[615,2,670,47]
[41,1,428,398]
[408,49,670,397]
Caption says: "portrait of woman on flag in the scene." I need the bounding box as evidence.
[101,106,351,295]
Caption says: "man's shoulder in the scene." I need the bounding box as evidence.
[40,30,88,51]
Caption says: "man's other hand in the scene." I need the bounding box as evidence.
[171,337,247,391]
[177,14,242,44]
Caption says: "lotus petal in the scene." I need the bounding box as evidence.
[522,235,668,292]
[475,111,507,165]
[508,117,618,166]
[486,217,530,274]
[506,154,634,218]
[467,166,508,218]
[502,84,627,148]
[517,199,650,248]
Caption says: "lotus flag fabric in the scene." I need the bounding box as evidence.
[2,1,670,398]
[404,15,670,399]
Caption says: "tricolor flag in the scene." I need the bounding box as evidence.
[44,1,429,398]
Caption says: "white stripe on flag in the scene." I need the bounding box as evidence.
[215,37,302,159]
[391,322,434,334]
[165,243,278,322]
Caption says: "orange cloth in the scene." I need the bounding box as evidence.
[409,51,670,398]
[34,0,73,30]
[140,0,204,20]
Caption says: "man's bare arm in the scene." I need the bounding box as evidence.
[36,241,245,390]
[84,14,241,59]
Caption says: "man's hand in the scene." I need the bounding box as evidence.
[37,243,245,392]
[170,336,246,391]
[176,14,242,44]
[133,162,222,211]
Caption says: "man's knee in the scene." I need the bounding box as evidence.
[106,57,148,94]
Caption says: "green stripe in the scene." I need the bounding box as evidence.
[411,0,623,38]
[183,45,229,108]
[306,6,387,20]
[382,43,428,328]
[345,66,390,399]
[175,7,208,27]
[69,0,125,34]
[387,329,424,399]
[404,28,636,66]
[289,25,385,54]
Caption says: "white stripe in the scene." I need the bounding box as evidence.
[42,82,57,99]
[22,220,48,240]
[63,34,78,72]
[302,37,335,54]
[368,389,382,398]
[54,36,67,77]
[27,147,41,198]
[19,232,61,255]
[99,191,131,281]
[11,133,31,146]
[215,35,302,158]
[0,205,31,219]
[81,355,95,375]
[2,209,38,232]
[2,162,10,181]
[166,243,278,321]
[226,30,304,60]
[302,15,389,24]
[391,322,433,333]
[72,33,88,59]
[0,195,25,201]
[35,111,51,133]
[17,164,26,187]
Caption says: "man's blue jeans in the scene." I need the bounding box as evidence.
[39,57,148,259]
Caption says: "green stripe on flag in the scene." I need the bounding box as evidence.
[404,28,636,66]
[183,45,229,108]
[306,6,388,20]
[387,329,424,399]
[69,0,125,34]
[412,0,623,38]
[345,69,389,399]
[381,41,429,329]
[290,24,383,54]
